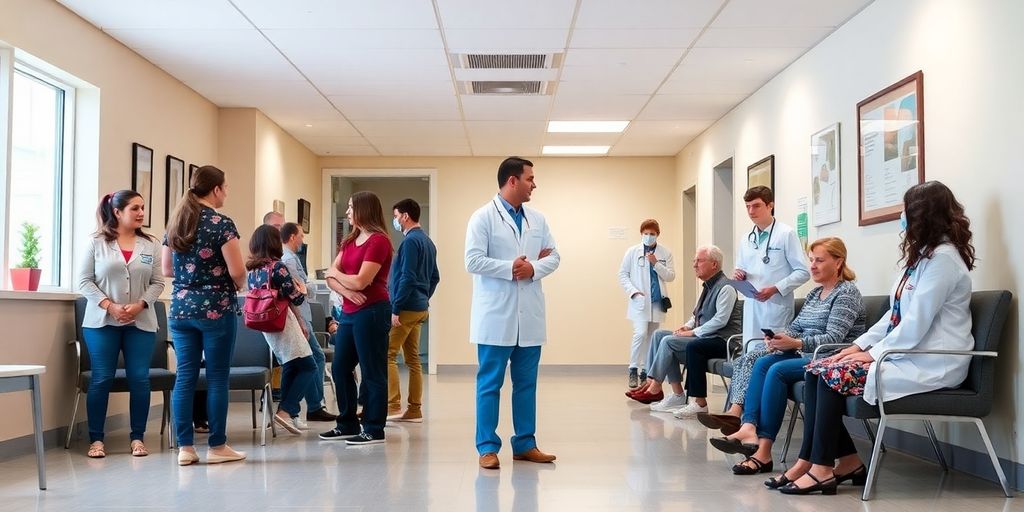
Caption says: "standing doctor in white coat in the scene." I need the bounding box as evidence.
[733,186,810,343]
[618,219,675,388]
[466,157,560,470]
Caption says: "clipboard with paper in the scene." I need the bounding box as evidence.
[726,279,759,299]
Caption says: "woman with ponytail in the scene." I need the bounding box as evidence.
[77,190,164,458]
[162,166,247,466]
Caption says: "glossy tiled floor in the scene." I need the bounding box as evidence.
[0,368,1016,511]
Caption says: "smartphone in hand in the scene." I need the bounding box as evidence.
[761,328,776,338]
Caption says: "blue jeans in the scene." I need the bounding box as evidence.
[302,318,326,411]
[83,325,156,443]
[170,316,236,447]
[740,353,806,441]
[279,355,317,417]
[476,344,542,455]
[332,301,390,438]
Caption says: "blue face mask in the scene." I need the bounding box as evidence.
[899,211,907,231]
[392,217,403,233]
[641,234,657,247]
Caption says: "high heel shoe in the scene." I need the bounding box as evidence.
[778,472,838,495]
[764,473,794,489]
[836,464,867,486]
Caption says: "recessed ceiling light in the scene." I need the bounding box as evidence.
[547,121,629,133]
[542,145,610,155]
[304,124,313,128]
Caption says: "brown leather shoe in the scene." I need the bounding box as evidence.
[696,412,741,435]
[479,453,500,469]
[512,447,556,463]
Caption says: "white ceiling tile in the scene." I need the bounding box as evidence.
[570,29,700,49]
[290,49,452,82]
[352,121,466,138]
[623,120,711,139]
[445,29,569,52]
[669,47,808,85]
[186,80,323,108]
[104,28,266,51]
[140,46,303,83]
[609,137,693,156]
[332,95,461,120]
[436,0,576,29]
[294,135,369,146]
[470,143,542,157]
[575,0,725,29]
[312,145,381,156]
[551,94,649,119]
[712,0,873,28]
[371,142,473,156]
[639,94,748,120]
[556,80,660,96]
[277,121,362,138]
[233,0,439,29]
[658,76,759,96]
[563,48,683,68]
[264,29,443,51]
[696,27,833,48]
[317,81,456,97]
[58,0,251,29]
[460,96,553,121]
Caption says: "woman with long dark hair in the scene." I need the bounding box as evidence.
[163,166,246,465]
[77,190,164,458]
[774,181,976,495]
[245,224,317,435]
[319,191,393,445]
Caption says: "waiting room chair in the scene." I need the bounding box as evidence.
[65,297,175,449]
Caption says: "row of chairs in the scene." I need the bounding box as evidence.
[65,297,278,449]
[703,290,1013,500]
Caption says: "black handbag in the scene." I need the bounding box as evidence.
[660,297,672,312]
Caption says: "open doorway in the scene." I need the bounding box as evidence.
[681,186,697,313]
[322,168,439,373]
[713,158,735,274]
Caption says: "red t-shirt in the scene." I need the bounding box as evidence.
[121,250,133,262]
[338,232,392,314]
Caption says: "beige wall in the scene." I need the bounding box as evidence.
[319,156,684,366]
[674,0,1024,464]
[0,0,218,442]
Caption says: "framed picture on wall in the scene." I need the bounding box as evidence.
[298,198,311,234]
[165,155,185,226]
[131,142,153,227]
[811,123,841,226]
[188,164,198,189]
[747,154,775,191]
[857,71,925,226]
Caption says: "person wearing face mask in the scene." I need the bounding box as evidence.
[386,198,440,423]
[618,219,676,389]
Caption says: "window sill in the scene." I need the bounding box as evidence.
[0,290,78,301]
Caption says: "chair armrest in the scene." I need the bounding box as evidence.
[725,335,742,361]
[811,343,852,360]
[69,339,82,377]
[313,332,331,349]
[872,349,996,416]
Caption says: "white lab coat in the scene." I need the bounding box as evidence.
[853,244,973,405]
[735,220,810,341]
[617,243,676,323]
[465,195,560,347]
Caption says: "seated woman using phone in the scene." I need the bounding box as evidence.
[700,237,867,476]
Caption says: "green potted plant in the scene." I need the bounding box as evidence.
[10,222,42,291]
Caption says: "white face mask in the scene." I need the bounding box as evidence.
[641,234,657,247]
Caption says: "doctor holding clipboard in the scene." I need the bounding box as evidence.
[733,186,810,344]
[466,157,560,470]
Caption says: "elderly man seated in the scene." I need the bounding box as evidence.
[627,245,741,412]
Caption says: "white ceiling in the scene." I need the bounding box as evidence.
[57,0,874,157]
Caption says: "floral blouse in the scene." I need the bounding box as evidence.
[165,207,240,320]
[246,260,305,307]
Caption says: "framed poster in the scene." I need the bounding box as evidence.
[747,155,775,192]
[298,198,311,234]
[131,143,153,227]
[165,155,185,226]
[811,123,841,226]
[857,71,925,226]
[188,164,199,189]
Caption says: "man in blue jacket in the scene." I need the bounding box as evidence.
[387,198,440,423]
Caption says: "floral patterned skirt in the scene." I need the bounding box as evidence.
[805,360,871,396]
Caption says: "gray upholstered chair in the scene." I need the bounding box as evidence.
[65,297,175,449]
[847,290,1013,500]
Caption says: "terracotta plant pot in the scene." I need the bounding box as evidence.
[10,268,42,291]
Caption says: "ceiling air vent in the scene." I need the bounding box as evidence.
[466,54,547,69]
[471,81,542,94]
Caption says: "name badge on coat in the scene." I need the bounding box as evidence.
[139,254,153,264]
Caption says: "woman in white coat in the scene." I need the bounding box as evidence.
[775,181,976,495]
[618,219,675,389]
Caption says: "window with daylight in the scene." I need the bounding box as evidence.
[7,65,75,289]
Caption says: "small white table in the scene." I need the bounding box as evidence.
[0,365,46,490]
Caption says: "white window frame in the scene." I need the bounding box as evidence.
[0,55,76,291]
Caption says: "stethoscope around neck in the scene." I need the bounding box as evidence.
[747,219,776,264]
[492,198,529,237]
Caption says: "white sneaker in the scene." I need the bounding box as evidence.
[292,417,310,431]
[650,393,687,412]
[672,403,709,419]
